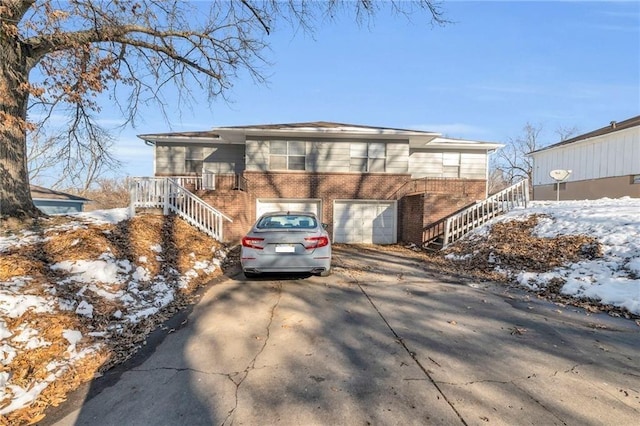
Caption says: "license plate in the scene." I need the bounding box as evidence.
[275,245,295,253]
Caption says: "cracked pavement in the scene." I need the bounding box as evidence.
[45,246,640,425]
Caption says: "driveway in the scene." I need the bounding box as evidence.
[44,245,640,425]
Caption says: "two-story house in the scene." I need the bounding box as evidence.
[138,121,503,244]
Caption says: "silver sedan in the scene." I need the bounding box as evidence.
[240,211,332,278]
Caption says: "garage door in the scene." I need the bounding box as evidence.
[333,200,397,244]
[256,199,322,220]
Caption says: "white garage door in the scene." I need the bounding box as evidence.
[333,200,397,244]
[256,199,322,220]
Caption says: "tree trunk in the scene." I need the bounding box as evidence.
[0,28,40,219]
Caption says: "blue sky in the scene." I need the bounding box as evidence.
[97,1,640,179]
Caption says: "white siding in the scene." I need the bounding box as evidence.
[460,152,487,179]
[307,142,350,172]
[386,143,409,174]
[155,144,185,175]
[245,140,270,171]
[203,145,245,174]
[408,151,443,177]
[532,126,640,185]
[409,149,487,179]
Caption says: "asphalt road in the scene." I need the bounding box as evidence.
[44,245,640,425]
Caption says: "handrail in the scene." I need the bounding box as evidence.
[442,179,529,246]
[150,174,247,192]
[389,177,482,200]
[129,177,232,240]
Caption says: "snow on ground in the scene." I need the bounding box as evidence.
[71,207,131,225]
[468,197,640,315]
[1,199,639,419]
[0,210,224,419]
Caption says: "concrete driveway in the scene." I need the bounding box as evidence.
[44,245,640,425]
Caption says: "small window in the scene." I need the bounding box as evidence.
[633,175,640,184]
[350,142,386,172]
[185,146,203,174]
[269,141,306,170]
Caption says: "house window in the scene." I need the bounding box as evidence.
[269,141,306,170]
[442,152,460,178]
[185,146,203,174]
[350,142,386,172]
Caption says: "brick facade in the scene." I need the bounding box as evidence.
[190,174,487,245]
[399,179,486,245]
[243,171,411,239]
[199,190,254,243]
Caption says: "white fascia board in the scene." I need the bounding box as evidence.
[138,134,225,144]
[416,137,503,150]
[218,127,440,141]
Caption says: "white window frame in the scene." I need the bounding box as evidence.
[185,146,204,174]
[350,142,386,172]
[269,141,306,171]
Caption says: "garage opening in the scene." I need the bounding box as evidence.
[333,200,397,244]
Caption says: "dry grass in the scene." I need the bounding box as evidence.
[0,213,225,425]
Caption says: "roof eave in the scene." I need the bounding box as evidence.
[218,127,441,141]
[138,134,224,144]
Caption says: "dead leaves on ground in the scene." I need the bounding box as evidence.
[444,215,601,274]
[0,213,224,425]
[434,215,639,320]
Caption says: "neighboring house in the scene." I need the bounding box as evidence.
[138,121,503,243]
[529,115,640,201]
[31,185,91,215]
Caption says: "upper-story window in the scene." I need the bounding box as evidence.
[350,142,386,172]
[185,146,203,174]
[269,141,306,170]
[442,152,460,178]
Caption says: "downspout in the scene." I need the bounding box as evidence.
[144,139,156,177]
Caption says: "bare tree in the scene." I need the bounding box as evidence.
[64,177,131,210]
[494,122,543,186]
[28,123,121,190]
[26,133,59,185]
[492,122,578,193]
[487,167,509,195]
[555,125,579,142]
[0,0,447,219]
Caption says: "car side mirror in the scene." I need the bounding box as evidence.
[322,223,328,229]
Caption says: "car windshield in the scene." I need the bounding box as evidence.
[257,214,317,229]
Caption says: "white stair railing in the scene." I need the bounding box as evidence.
[443,179,529,246]
[129,177,232,241]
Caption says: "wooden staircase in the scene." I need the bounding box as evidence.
[129,177,233,241]
[423,179,530,250]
